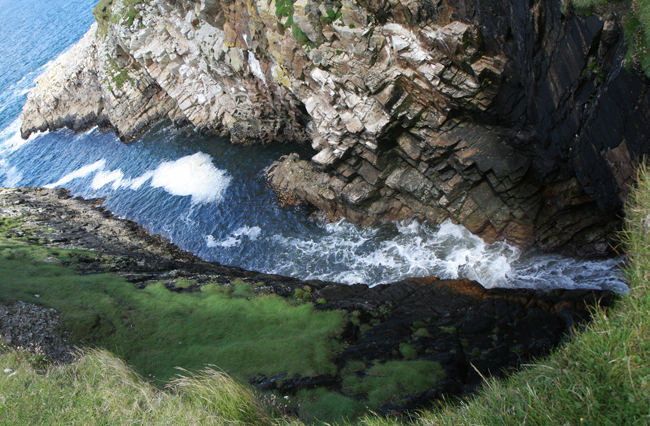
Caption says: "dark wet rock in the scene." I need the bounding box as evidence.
[0,187,616,414]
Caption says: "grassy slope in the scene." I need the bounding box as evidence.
[0,209,449,424]
[4,160,650,426]
[0,217,345,384]
[0,346,274,426]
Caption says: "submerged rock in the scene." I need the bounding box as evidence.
[0,187,615,414]
[20,0,650,254]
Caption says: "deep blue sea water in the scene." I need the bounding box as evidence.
[0,0,628,292]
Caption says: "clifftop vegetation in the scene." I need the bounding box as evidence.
[570,0,650,76]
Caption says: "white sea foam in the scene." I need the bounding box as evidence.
[263,218,626,291]
[3,166,23,187]
[150,152,231,204]
[206,226,262,248]
[124,171,154,190]
[0,118,42,155]
[43,153,230,204]
[91,169,124,190]
[45,159,106,188]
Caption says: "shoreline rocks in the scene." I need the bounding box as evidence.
[0,186,616,414]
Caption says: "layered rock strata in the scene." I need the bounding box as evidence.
[0,187,614,415]
[20,0,650,254]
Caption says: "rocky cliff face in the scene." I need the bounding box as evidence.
[20,0,650,255]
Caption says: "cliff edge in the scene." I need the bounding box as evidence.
[19,0,650,255]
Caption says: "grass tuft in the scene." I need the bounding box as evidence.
[0,346,273,425]
[169,366,272,426]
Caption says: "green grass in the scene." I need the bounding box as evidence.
[2,159,650,424]
[0,224,345,384]
[0,346,273,425]
[102,54,133,91]
[5,156,650,424]
[93,0,148,36]
[295,387,366,424]
[342,360,445,408]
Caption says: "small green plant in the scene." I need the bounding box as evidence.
[340,360,366,375]
[569,0,650,78]
[412,320,427,329]
[274,0,310,45]
[413,328,430,337]
[399,343,418,359]
[103,54,133,91]
[174,279,194,289]
[294,288,305,299]
[342,360,445,407]
[94,0,148,37]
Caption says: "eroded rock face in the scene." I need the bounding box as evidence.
[20,0,650,254]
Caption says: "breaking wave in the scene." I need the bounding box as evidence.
[256,219,625,291]
[45,152,231,205]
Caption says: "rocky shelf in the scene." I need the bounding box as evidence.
[0,187,615,416]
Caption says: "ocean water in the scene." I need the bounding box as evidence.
[0,0,627,293]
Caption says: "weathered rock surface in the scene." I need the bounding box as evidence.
[0,301,74,364]
[20,0,650,254]
[0,187,615,414]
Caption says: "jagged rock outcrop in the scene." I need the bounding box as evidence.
[20,0,650,254]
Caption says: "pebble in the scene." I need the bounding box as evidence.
[3,368,12,373]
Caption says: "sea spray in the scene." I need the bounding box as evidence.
[149,153,231,204]
[44,152,231,205]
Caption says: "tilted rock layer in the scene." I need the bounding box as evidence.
[21,0,650,254]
